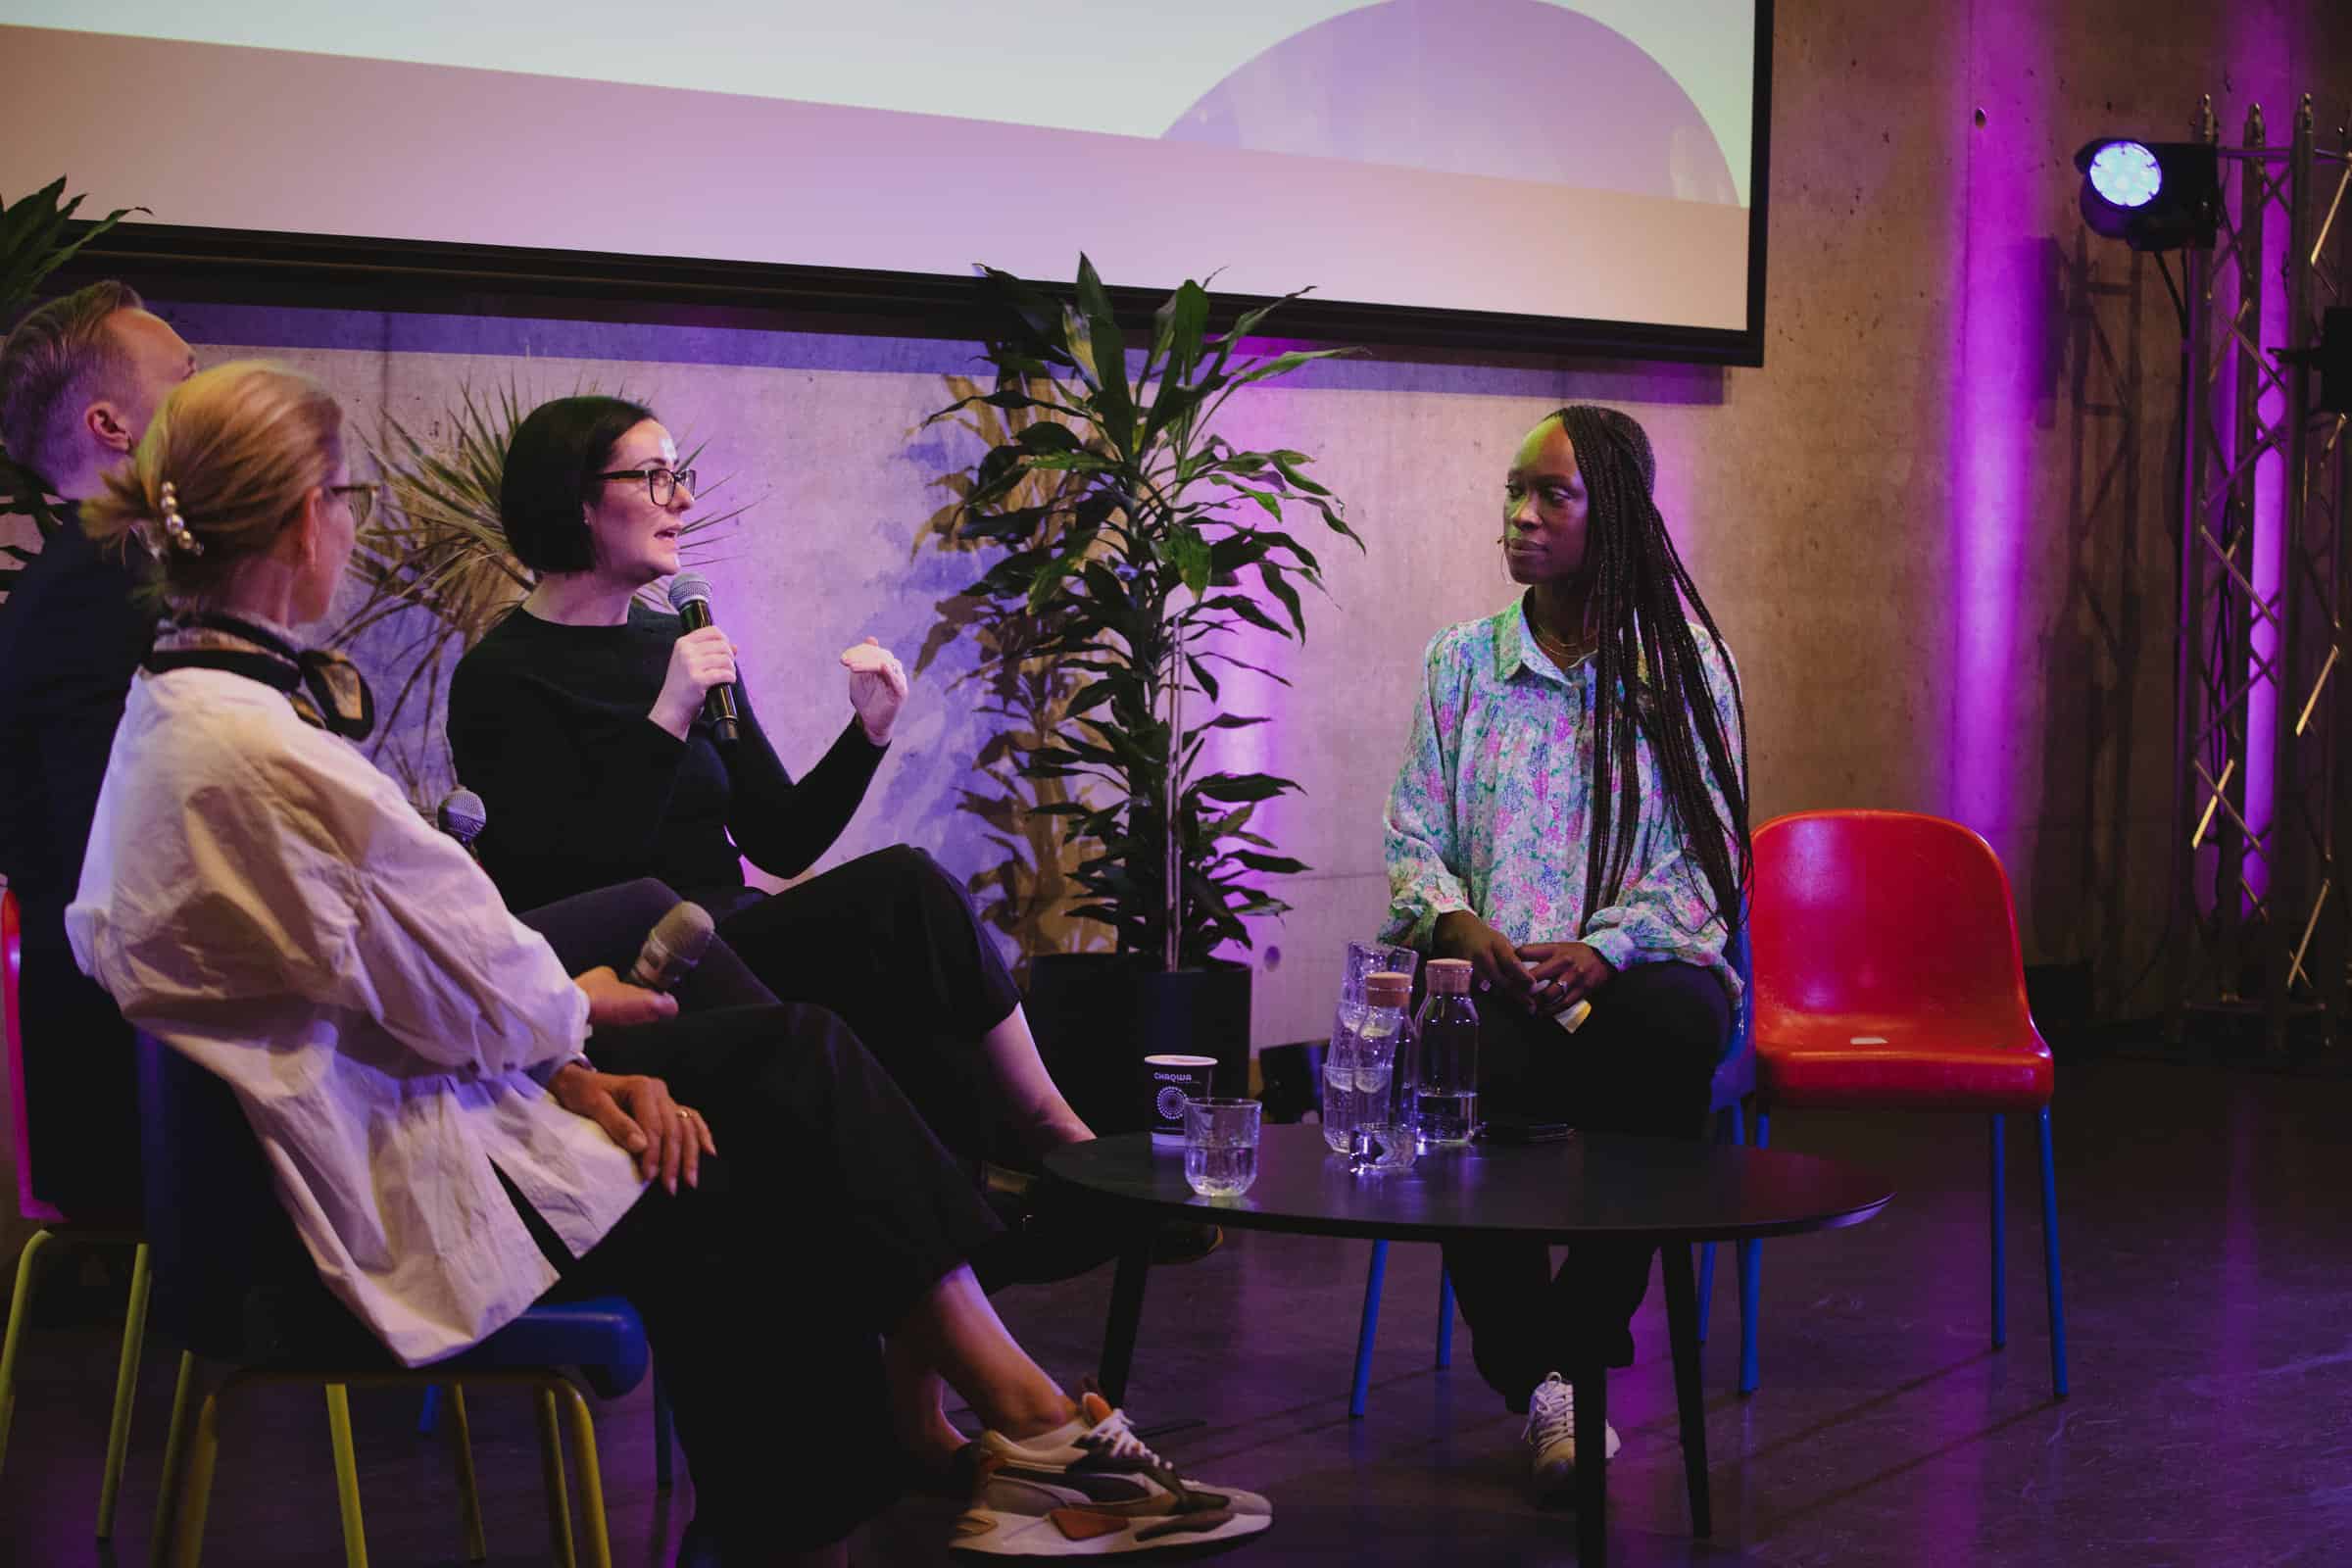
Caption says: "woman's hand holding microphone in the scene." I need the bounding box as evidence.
[651,626,737,740]
[650,624,907,747]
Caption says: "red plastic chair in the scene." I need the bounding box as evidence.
[0,886,157,1538]
[1742,811,2068,1397]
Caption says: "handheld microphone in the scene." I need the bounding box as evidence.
[627,901,715,992]
[436,788,487,855]
[665,572,740,746]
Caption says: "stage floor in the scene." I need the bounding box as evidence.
[4,1051,2343,1566]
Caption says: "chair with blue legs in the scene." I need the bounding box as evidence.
[1348,921,1756,1416]
[1691,921,1758,1365]
[1738,809,2068,1399]
[0,887,156,1542]
[136,1032,654,1568]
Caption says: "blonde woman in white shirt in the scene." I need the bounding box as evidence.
[69,363,1269,1566]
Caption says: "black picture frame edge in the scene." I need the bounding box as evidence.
[1747,0,1775,371]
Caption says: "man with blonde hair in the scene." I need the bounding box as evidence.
[0,280,194,1216]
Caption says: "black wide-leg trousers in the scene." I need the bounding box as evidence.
[703,847,1027,1168]
[512,881,1003,1553]
[15,898,143,1217]
[1441,960,1730,1409]
[710,852,1127,1293]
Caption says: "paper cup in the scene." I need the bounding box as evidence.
[1145,1054,1219,1143]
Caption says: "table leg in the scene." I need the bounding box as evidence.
[1660,1243,1713,1538]
[1572,1357,1607,1566]
[1100,1237,1153,1407]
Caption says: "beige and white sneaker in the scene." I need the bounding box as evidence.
[1525,1372,1621,1495]
[953,1393,1272,1554]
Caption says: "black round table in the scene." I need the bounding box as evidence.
[1044,1125,1891,1567]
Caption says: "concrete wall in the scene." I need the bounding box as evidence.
[9,1,2351,1119]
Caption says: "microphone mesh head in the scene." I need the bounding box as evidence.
[437,788,488,843]
[653,901,716,963]
[667,572,713,611]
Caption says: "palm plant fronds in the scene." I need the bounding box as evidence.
[917,372,1117,972]
[2,177,146,329]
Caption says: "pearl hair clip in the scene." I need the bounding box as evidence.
[158,480,204,556]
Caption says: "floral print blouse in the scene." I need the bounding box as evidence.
[1381,597,1744,1003]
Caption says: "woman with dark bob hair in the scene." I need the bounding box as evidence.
[72,364,1268,1565]
[452,398,1086,1153]
[446,395,1124,1456]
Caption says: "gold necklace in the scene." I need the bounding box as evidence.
[1528,607,1595,667]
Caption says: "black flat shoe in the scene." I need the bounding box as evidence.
[976,1165,1223,1287]
[1150,1218,1223,1266]
[975,1165,1127,1288]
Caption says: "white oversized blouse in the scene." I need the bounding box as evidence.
[68,664,647,1366]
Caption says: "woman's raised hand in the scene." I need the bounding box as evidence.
[651,625,737,739]
[842,637,908,745]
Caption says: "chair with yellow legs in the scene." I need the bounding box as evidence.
[0,887,159,1542]
[136,1031,650,1568]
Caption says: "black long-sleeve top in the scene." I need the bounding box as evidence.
[447,602,886,915]
[0,511,157,916]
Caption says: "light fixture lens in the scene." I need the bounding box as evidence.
[2088,141,2163,208]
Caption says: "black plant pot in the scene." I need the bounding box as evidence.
[1025,953,1253,1136]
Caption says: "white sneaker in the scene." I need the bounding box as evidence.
[1525,1372,1621,1495]
[955,1393,1272,1554]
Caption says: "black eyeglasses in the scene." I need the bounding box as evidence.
[327,483,381,527]
[599,467,697,506]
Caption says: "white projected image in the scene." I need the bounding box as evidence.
[0,2,1765,344]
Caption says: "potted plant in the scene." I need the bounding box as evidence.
[915,372,1116,975]
[928,257,1358,1129]
[1,178,143,599]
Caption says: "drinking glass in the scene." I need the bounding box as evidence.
[1325,939,1422,1152]
[1183,1098,1262,1198]
[1339,939,1420,1006]
[1348,1118,1419,1175]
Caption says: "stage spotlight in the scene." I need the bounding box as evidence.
[2075,138,2220,251]
[2087,141,2162,207]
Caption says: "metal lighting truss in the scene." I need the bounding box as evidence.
[2171,94,2351,1053]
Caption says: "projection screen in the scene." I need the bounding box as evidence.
[0,2,1771,361]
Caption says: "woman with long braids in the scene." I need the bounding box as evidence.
[1381,404,1749,1497]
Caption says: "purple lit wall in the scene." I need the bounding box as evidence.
[2232,30,2297,907]
[2237,216,2288,910]
[1946,0,2053,835]
[1930,2,2342,992]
